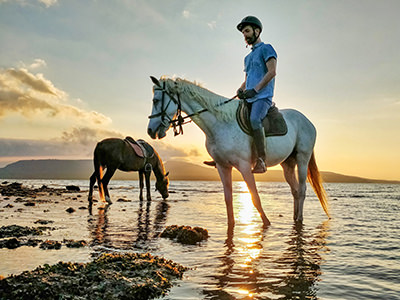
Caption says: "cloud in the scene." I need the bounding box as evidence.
[150,140,201,161]
[182,10,190,19]
[0,138,90,157]
[207,21,217,30]
[0,0,57,7]
[27,59,47,70]
[38,0,57,7]
[0,125,124,157]
[0,66,110,125]
[3,68,62,96]
[61,126,124,146]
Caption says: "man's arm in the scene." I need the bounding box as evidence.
[237,76,247,98]
[254,58,277,92]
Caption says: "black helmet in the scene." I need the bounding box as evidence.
[237,16,263,32]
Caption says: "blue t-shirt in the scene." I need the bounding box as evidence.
[244,42,277,103]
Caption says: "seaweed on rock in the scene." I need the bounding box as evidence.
[0,253,187,300]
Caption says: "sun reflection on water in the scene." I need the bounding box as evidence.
[234,182,265,296]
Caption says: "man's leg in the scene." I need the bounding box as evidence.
[250,99,271,173]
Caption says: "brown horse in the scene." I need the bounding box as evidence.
[88,138,169,206]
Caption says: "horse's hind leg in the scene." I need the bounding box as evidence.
[139,170,144,201]
[296,152,312,222]
[102,167,117,204]
[145,169,151,201]
[281,156,299,221]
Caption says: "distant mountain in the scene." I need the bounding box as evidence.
[0,159,398,184]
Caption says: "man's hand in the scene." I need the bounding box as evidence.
[237,88,245,99]
[243,88,257,99]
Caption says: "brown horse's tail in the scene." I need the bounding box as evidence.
[307,151,330,218]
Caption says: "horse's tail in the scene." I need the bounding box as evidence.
[307,151,330,218]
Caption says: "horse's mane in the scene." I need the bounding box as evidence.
[161,76,238,122]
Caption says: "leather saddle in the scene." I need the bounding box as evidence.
[236,101,288,136]
[124,137,154,158]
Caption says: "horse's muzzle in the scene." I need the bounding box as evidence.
[148,126,166,139]
[147,127,156,139]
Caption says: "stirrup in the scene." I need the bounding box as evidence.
[252,158,267,173]
[203,160,217,167]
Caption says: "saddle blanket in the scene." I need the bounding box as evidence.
[236,101,288,137]
[124,137,154,158]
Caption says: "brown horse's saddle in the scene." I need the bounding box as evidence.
[236,100,288,136]
[124,137,154,158]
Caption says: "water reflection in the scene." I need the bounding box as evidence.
[87,198,169,251]
[88,204,110,247]
[272,222,330,299]
[206,184,330,300]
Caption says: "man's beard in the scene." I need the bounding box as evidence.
[246,33,258,45]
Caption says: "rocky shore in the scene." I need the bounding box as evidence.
[0,252,187,300]
[0,181,192,299]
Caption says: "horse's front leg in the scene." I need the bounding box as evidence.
[145,169,151,201]
[139,170,144,201]
[239,164,271,227]
[217,165,234,229]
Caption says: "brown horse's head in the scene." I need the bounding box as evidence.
[156,171,169,199]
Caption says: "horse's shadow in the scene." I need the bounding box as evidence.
[205,221,330,299]
[88,198,169,250]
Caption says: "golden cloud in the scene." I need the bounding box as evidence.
[0,66,110,125]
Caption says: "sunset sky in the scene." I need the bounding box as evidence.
[0,0,399,181]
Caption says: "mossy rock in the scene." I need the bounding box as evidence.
[160,225,208,245]
[0,225,43,238]
[0,253,187,300]
[39,240,62,250]
[63,239,87,248]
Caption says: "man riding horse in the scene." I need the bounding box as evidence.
[205,16,277,173]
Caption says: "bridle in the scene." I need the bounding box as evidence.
[148,76,237,136]
[148,77,186,136]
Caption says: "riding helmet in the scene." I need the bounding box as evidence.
[237,16,263,32]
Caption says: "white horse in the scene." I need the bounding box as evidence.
[147,76,329,228]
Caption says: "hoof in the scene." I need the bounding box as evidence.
[263,221,271,228]
[105,196,112,204]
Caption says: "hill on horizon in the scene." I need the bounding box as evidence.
[0,159,398,184]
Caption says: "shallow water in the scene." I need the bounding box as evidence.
[1,180,399,299]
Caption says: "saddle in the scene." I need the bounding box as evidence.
[124,137,155,158]
[236,101,288,136]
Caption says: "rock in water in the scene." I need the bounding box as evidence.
[65,185,80,191]
[160,225,208,245]
[66,207,75,213]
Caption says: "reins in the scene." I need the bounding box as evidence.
[148,77,237,136]
[170,94,238,136]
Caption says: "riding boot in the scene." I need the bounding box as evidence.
[203,160,217,167]
[252,127,267,173]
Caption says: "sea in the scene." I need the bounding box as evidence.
[0,180,399,300]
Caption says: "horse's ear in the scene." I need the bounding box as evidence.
[150,76,161,87]
[165,171,169,177]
